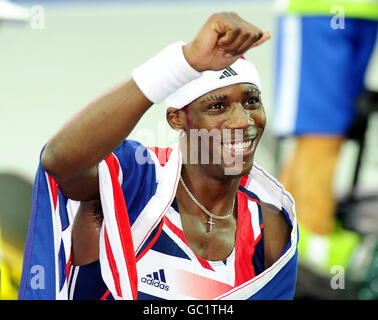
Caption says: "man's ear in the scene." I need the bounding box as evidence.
[166,107,188,130]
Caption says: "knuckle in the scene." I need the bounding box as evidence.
[243,30,252,38]
[232,26,241,34]
[255,27,263,36]
[256,30,263,39]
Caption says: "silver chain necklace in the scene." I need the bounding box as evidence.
[179,176,235,232]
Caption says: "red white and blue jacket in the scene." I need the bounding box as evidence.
[19,140,298,300]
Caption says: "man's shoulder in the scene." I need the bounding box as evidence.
[260,200,290,231]
[245,163,295,267]
[261,200,292,267]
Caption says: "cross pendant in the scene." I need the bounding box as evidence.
[207,215,215,232]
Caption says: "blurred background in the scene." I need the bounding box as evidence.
[0,0,377,300]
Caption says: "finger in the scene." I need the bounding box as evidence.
[221,30,252,53]
[234,28,264,53]
[220,26,262,56]
[236,32,261,54]
[250,30,271,48]
[217,26,241,47]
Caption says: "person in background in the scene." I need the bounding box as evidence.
[273,0,378,272]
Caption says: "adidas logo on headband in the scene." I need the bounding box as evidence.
[165,57,260,109]
[219,67,238,79]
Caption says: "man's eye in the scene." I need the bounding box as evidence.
[208,103,224,110]
[245,97,260,106]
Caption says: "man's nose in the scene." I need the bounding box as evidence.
[225,103,254,129]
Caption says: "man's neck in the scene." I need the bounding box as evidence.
[178,164,241,213]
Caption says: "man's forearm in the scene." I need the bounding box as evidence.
[42,77,152,182]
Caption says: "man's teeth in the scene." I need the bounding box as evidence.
[223,140,252,151]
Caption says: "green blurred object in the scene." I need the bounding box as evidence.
[0,173,32,300]
[297,222,361,274]
[284,0,378,21]
[347,234,378,300]
[0,173,32,251]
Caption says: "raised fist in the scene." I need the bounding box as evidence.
[183,12,270,72]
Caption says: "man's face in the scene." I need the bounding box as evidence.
[181,82,266,178]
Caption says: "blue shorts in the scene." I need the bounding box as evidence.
[273,15,378,136]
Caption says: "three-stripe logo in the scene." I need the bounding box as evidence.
[219,67,238,79]
[141,269,169,291]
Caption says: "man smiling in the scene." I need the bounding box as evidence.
[19,12,298,300]
[171,82,265,177]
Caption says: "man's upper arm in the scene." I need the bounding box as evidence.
[261,201,292,268]
[55,139,157,216]
[56,166,100,201]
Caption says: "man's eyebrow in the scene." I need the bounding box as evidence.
[243,87,261,95]
[199,94,228,104]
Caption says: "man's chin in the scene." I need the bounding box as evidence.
[221,157,254,178]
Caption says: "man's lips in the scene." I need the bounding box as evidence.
[221,135,257,155]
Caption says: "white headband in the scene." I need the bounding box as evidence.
[165,58,261,109]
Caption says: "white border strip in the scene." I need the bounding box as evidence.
[131,144,182,254]
[98,160,133,300]
[273,15,302,136]
[249,201,261,242]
